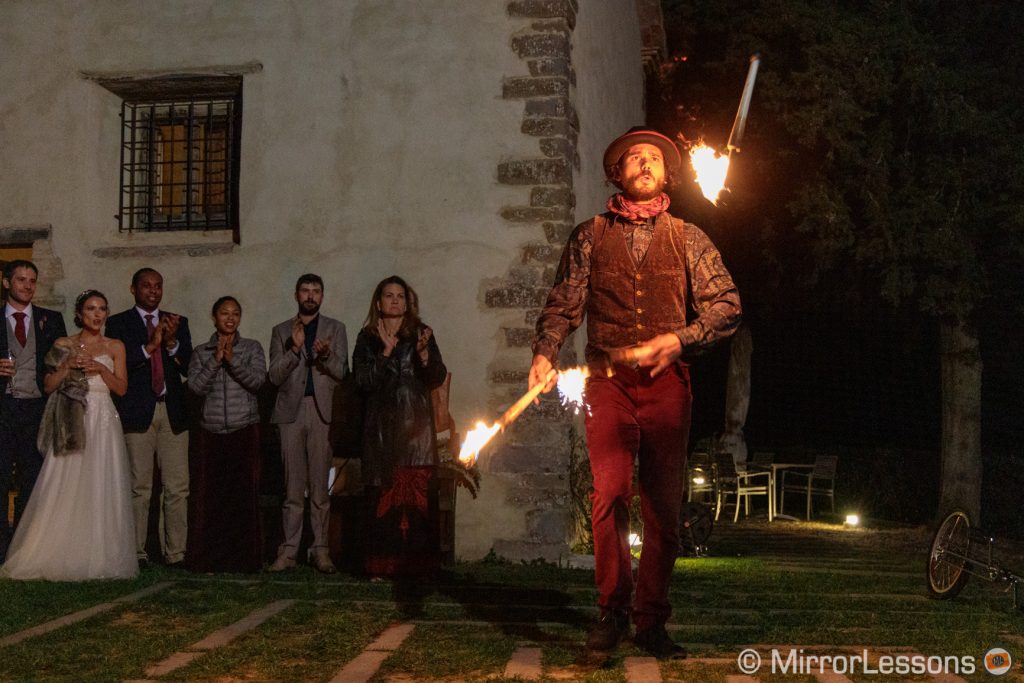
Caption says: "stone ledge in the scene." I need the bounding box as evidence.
[492,539,569,563]
[543,221,575,244]
[521,117,576,138]
[521,182,560,206]
[504,327,535,347]
[521,241,561,264]
[0,225,51,244]
[497,158,570,186]
[503,76,569,99]
[93,243,235,259]
[510,33,570,60]
[500,205,572,223]
[508,0,577,28]
[485,283,549,308]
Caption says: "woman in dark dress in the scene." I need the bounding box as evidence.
[353,276,447,577]
[186,296,266,572]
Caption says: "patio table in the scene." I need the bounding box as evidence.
[768,463,815,521]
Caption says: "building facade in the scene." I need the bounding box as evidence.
[0,0,665,560]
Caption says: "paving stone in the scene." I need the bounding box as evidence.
[328,624,414,683]
[0,581,174,647]
[328,650,390,683]
[505,646,543,679]
[143,599,296,677]
[367,623,415,651]
[624,656,662,682]
[145,651,202,678]
[191,599,295,650]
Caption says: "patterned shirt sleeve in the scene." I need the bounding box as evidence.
[674,226,742,354]
[532,221,593,363]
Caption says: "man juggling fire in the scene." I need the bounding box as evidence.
[528,127,742,658]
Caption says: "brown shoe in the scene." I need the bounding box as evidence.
[312,554,337,574]
[586,609,629,651]
[267,555,297,572]
[634,625,686,659]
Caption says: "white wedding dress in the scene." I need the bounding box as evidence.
[1,355,137,581]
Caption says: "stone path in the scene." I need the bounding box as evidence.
[0,521,1013,681]
[0,581,173,647]
[0,586,990,682]
[140,599,296,679]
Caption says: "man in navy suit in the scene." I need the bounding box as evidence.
[106,267,192,567]
[0,260,66,563]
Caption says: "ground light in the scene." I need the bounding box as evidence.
[844,514,860,526]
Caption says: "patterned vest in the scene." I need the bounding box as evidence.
[586,212,691,362]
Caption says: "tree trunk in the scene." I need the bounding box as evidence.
[718,325,752,466]
[936,318,982,523]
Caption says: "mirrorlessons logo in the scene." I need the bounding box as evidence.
[984,648,1012,676]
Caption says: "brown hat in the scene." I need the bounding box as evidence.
[603,127,682,187]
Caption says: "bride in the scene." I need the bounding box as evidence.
[1,290,137,580]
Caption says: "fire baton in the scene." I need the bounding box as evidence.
[726,54,761,155]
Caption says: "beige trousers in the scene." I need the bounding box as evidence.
[124,402,190,563]
[277,396,332,560]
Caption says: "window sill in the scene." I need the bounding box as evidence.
[92,230,236,259]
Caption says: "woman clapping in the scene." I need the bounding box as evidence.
[186,296,266,573]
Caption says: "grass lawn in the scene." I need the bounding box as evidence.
[0,520,1022,681]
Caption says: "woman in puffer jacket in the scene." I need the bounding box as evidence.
[186,296,266,572]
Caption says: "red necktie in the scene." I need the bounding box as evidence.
[12,311,27,347]
[145,314,165,395]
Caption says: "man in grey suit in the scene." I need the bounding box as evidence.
[267,273,347,573]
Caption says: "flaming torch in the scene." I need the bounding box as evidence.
[458,367,591,466]
[689,54,761,204]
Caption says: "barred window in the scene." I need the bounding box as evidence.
[105,75,242,238]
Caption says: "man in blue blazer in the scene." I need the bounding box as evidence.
[106,267,192,567]
[0,260,66,563]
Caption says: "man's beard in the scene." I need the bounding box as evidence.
[299,300,321,315]
[622,172,666,201]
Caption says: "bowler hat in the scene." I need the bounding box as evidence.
[603,127,682,185]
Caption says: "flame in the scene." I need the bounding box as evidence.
[458,420,501,466]
[689,143,730,204]
[557,367,590,414]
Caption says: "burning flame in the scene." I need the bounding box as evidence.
[557,367,590,414]
[458,420,500,466]
[689,143,730,204]
[457,366,591,467]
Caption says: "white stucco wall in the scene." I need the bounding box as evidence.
[572,2,646,219]
[0,0,646,560]
[0,0,529,437]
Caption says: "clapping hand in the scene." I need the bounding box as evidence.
[161,313,181,349]
[377,320,398,357]
[290,317,305,351]
[312,336,332,361]
[215,334,234,363]
[145,319,164,355]
[416,326,432,365]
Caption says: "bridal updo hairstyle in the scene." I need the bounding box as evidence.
[73,289,108,328]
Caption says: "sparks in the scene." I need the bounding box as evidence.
[458,420,500,466]
[689,143,730,204]
[556,366,590,414]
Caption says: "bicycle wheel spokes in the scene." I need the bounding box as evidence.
[928,510,971,599]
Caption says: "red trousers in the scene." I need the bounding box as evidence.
[585,363,691,630]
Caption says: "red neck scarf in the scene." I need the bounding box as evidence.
[606,192,671,222]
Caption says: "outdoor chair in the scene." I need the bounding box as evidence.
[749,451,774,471]
[714,452,771,522]
[687,448,717,505]
[779,454,838,520]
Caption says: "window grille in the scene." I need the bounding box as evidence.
[118,97,240,233]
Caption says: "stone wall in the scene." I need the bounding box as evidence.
[470,0,647,562]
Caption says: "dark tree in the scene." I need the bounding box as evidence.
[653,0,1024,522]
